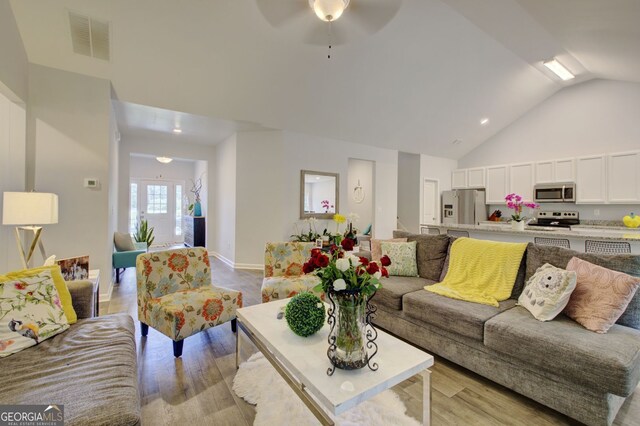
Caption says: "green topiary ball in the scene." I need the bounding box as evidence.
[285,292,326,337]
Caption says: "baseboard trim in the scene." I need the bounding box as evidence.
[211,252,263,270]
[234,263,264,270]
[211,251,235,268]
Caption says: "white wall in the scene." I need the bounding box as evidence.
[118,134,215,248]
[234,130,284,267]
[282,131,398,242]
[458,79,640,221]
[0,1,28,103]
[460,79,640,166]
[213,134,237,264]
[347,158,374,233]
[0,92,26,272]
[420,154,459,225]
[130,155,195,182]
[28,64,112,282]
[397,152,421,233]
[107,103,119,289]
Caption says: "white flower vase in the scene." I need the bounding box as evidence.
[511,220,525,231]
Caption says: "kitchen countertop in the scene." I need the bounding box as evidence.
[422,222,640,241]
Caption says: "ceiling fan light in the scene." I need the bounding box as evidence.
[156,156,173,164]
[309,0,350,22]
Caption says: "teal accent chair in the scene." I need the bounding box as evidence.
[113,242,147,283]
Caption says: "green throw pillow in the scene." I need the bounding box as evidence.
[381,241,418,277]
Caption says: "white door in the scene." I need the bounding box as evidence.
[422,179,438,225]
[134,180,185,245]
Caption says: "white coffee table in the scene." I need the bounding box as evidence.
[236,298,434,425]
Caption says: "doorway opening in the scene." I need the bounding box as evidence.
[347,158,375,238]
[129,154,207,247]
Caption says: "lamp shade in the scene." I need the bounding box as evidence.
[2,192,59,225]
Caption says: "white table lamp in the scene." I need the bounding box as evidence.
[2,192,59,269]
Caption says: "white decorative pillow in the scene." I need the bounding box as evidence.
[518,263,577,321]
[0,271,70,357]
[380,241,419,277]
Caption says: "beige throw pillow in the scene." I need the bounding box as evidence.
[114,232,136,252]
[371,238,407,262]
[564,257,640,333]
[518,263,577,321]
[381,241,419,277]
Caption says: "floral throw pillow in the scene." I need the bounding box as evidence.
[0,271,69,357]
[381,241,419,277]
[564,257,640,333]
[518,263,577,321]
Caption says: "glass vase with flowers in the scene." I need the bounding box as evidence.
[302,238,391,375]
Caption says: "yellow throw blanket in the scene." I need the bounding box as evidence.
[425,238,527,307]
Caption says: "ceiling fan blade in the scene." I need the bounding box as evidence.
[255,0,309,28]
[346,0,403,35]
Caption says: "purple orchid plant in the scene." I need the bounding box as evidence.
[505,193,539,222]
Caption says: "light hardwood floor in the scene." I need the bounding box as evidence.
[107,258,640,426]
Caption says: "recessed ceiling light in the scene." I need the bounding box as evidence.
[543,58,575,81]
[480,118,490,126]
[316,176,321,180]
[156,156,173,164]
[173,128,182,134]
[452,139,463,145]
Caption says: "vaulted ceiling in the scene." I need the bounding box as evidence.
[9,0,640,157]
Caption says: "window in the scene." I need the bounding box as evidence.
[175,184,183,236]
[129,183,138,234]
[147,185,168,214]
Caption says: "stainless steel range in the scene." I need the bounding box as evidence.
[527,211,580,228]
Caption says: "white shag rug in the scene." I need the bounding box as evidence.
[233,352,421,426]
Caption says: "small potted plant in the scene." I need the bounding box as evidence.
[505,193,539,231]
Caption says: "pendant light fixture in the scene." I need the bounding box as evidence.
[309,0,350,22]
[309,0,350,59]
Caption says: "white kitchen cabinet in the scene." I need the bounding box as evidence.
[535,158,575,183]
[452,169,467,189]
[509,163,534,201]
[576,155,607,204]
[467,167,485,188]
[554,158,576,182]
[607,151,640,203]
[535,161,554,184]
[486,165,509,204]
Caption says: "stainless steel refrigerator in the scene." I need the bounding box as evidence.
[442,189,488,225]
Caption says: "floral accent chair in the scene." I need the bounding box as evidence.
[261,242,322,303]
[136,247,242,357]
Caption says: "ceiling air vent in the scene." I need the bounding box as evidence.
[68,11,110,61]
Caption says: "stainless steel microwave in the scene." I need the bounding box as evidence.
[534,183,576,203]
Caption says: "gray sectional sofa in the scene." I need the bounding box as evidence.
[372,231,640,426]
[0,280,140,426]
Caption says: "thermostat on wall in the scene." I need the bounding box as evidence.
[84,178,99,188]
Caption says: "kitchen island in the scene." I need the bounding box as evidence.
[419,222,640,254]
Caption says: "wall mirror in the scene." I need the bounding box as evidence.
[300,170,339,219]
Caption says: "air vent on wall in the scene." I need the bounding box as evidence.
[68,11,110,61]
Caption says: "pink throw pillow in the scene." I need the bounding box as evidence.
[371,238,407,262]
[564,257,640,333]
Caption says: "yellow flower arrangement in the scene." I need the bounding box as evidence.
[333,214,346,224]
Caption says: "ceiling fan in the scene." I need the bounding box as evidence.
[255,0,403,46]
